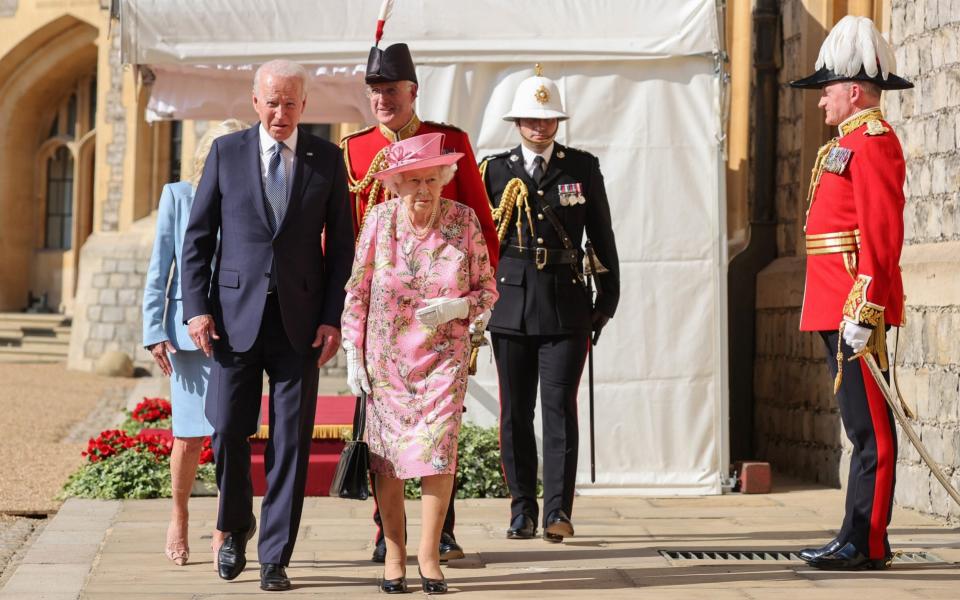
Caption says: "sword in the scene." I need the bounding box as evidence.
[862,352,960,507]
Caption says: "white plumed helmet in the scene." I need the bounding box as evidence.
[790,15,912,90]
[502,64,569,122]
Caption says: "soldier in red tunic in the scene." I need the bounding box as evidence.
[343,40,499,565]
[790,16,913,571]
[340,44,499,267]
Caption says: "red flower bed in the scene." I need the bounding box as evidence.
[82,429,184,463]
[131,397,172,423]
[81,429,136,463]
[199,437,214,465]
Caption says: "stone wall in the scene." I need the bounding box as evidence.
[754,0,960,520]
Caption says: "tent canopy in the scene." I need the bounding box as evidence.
[120,0,729,495]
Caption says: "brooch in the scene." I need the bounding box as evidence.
[556,150,565,159]
[510,154,520,162]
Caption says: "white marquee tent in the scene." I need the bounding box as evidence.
[120,0,730,495]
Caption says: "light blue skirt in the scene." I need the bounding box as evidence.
[169,349,215,437]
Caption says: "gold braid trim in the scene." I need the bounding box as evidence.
[839,107,885,137]
[492,178,531,243]
[803,138,839,233]
[251,424,352,440]
[351,148,390,237]
[834,274,889,392]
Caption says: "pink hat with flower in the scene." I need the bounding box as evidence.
[374,132,464,180]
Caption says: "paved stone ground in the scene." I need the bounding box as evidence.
[1,479,958,599]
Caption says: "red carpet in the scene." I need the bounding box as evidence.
[250,395,355,496]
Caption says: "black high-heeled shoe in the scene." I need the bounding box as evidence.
[378,572,409,594]
[418,567,448,595]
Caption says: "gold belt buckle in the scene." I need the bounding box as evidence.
[535,247,547,270]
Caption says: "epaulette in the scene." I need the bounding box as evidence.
[864,120,890,137]
[479,150,511,164]
[338,125,375,147]
[423,120,465,133]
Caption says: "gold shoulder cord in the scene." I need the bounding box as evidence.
[803,138,839,232]
[344,146,389,238]
[493,178,534,245]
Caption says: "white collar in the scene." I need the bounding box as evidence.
[520,142,554,167]
[259,123,298,154]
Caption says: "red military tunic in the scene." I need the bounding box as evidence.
[800,107,905,332]
[340,114,499,267]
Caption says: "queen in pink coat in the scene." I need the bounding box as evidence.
[341,132,498,593]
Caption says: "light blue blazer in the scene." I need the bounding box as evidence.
[142,181,206,351]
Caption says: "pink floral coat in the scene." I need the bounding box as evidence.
[341,198,498,479]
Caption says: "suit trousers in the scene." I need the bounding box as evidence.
[820,330,897,559]
[492,332,589,526]
[208,293,319,566]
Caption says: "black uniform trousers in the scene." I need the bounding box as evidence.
[820,330,897,560]
[208,293,319,566]
[493,331,589,526]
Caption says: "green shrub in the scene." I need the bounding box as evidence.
[120,415,172,435]
[60,450,172,500]
[404,422,539,499]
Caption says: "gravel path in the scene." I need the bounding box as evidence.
[0,362,134,514]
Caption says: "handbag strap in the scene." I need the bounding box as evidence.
[352,391,367,441]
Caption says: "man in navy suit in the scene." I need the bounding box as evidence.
[182,59,353,591]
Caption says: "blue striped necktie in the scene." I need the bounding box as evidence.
[265,141,288,232]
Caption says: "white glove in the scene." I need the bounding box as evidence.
[343,339,371,396]
[469,310,492,335]
[842,320,872,354]
[415,297,470,328]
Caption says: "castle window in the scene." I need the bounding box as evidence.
[45,146,74,250]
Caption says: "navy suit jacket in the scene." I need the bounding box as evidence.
[181,125,354,354]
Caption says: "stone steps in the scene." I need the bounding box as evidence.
[0,313,71,363]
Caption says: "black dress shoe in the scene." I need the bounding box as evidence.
[371,537,386,563]
[798,538,842,563]
[542,531,564,543]
[418,567,448,594]
[544,509,574,539]
[379,573,408,594]
[260,563,291,591]
[217,514,257,581]
[807,542,892,571]
[438,531,464,561]
[506,514,536,539]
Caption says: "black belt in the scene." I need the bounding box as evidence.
[503,245,579,270]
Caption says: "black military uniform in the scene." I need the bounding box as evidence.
[482,142,619,542]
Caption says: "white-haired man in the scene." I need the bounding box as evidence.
[182,59,354,590]
[790,16,912,570]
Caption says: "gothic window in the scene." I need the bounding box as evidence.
[38,73,96,252]
[45,146,74,250]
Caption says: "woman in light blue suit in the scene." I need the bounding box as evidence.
[142,119,247,566]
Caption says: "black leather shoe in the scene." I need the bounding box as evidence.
[260,563,291,591]
[438,531,464,561]
[807,542,892,571]
[418,567,448,594]
[506,514,536,539]
[544,509,574,539]
[371,537,386,563]
[217,514,257,581]
[798,538,842,563]
[378,573,408,594]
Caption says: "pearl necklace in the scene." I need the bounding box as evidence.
[406,197,439,239]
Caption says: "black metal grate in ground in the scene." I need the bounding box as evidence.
[659,550,944,563]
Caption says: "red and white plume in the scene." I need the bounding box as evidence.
[815,15,897,80]
[375,0,395,46]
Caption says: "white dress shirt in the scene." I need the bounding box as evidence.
[258,124,297,199]
[521,142,554,179]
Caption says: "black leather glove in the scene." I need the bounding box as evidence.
[591,310,610,345]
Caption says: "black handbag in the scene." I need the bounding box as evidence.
[328,392,371,500]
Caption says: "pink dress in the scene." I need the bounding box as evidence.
[341,198,498,479]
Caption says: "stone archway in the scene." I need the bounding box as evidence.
[0,15,98,312]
